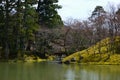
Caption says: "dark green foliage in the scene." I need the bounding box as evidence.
[0,0,39,59]
[116,8,120,15]
[37,0,63,28]
[0,5,5,46]
[0,0,63,60]
[92,6,106,17]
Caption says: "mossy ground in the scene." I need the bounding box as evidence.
[62,36,120,64]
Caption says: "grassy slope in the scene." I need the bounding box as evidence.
[62,36,120,64]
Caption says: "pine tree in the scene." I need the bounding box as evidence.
[89,6,106,21]
[37,0,63,28]
[0,0,39,59]
[12,0,39,51]
[0,4,5,46]
[89,6,106,55]
[23,0,39,51]
[0,0,14,59]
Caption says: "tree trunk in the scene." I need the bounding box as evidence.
[4,0,10,60]
[5,42,9,60]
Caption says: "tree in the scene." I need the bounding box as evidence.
[23,0,39,51]
[115,8,120,36]
[0,0,39,59]
[0,4,5,46]
[37,0,63,28]
[89,6,107,57]
[0,0,14,59]
[106,5,119,54]
[90,6,106,20]
[9,0,39,58]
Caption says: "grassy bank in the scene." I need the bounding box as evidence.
[62,36,120,64]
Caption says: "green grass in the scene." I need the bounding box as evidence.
[62,36,120,64]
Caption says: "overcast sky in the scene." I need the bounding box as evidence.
[58,0,120,21]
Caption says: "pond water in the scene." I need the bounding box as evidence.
[0,62,120,80]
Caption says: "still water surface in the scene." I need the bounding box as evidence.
[0,62,120,80]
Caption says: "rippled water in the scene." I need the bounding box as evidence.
[0,62,120,80]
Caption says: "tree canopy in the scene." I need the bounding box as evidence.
[37,0,63,28]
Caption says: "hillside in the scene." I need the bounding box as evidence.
[62,36,120,64]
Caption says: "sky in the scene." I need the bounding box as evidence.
[58,0,120,21]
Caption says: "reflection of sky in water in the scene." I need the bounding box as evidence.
[79,70,99,80]
[65,69,75,80]
[0,63,120,80]
[64,65,120,80]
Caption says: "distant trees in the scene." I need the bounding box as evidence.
[89,6,106,56]
[61,5,120,56]
[106,5,120,54]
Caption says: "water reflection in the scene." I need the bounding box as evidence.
[64,64,120,80]
[0,62,120,80]
[65,69,75,80]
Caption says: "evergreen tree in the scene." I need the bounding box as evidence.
[0,0,14,59]
[12,0,39,51]
[23,0,39,51]
[89,6,106,21]
[89,6,106,55]
[0,4,5,46]
[37,0,63,28]
[0,0,39,59]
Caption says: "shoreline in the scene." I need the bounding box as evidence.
[0,59,120,65]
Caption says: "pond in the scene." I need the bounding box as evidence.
[0,62,120,80]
